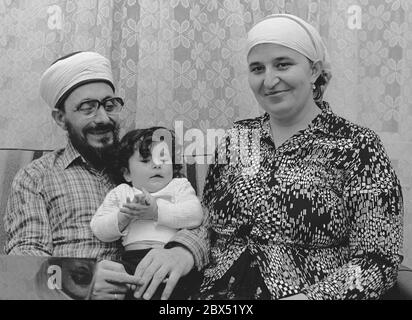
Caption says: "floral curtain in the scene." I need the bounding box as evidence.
[0,0,411,267]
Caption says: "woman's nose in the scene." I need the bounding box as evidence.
[263,69,280,89]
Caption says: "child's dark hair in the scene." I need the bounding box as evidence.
[118,127,184,183]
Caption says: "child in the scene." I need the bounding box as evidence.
[90,127,204,299]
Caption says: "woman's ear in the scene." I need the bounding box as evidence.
[52,109,67,131]
[310,60,323,83]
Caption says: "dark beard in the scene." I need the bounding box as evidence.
[66,121,120,173]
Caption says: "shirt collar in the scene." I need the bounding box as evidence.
[307,101,337,135]
[260,101,338,140]
[60,140,85,169]
[260,112,272,141]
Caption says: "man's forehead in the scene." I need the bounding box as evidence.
[66,82,115,104]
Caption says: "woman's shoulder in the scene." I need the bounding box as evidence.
[218,115,265,146]
[325,111,380,143]
[232,113,266,130]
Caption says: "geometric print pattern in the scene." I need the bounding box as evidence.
[200,101,404,299]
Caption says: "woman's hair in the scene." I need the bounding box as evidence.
[117,127,184,183]
[313,70,329,102]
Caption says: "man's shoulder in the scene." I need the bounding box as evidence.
[16,148,66,179]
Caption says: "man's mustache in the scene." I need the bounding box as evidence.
[84,123,116,133]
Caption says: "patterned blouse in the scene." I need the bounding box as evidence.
[200,101,404,300]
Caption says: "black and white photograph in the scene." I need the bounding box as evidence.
[0,0,411,308]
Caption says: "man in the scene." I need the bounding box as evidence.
[4,51,209,300]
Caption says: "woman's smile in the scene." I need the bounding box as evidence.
[264,89,291,97]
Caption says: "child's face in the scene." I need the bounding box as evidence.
[123,141,174,193]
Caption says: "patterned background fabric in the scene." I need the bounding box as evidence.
[0,0,411,267]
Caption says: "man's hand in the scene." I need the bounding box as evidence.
[91,260,141,300]
[120,189,158,221]
[133,246,195,300]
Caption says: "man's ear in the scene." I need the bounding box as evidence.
[310,60,323,84]
[52,109,67,131]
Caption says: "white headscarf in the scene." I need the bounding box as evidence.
[40,51,114,109]
[247,14,332,84]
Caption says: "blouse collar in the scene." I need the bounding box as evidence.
[260,101,337,140]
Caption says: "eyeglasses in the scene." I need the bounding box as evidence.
[74,97,124,118]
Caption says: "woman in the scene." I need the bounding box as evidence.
[197,14,404,300]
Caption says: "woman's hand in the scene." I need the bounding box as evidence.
[90,260,141,300]
[133,246,195,300]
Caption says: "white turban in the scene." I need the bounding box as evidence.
[40,51,114,109]
[247,14,332,83]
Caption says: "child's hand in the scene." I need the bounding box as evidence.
[132,193,150,206]
[120,189,158,221]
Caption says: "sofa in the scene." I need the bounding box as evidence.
[0,149,411,299]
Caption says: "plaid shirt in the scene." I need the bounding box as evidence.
[4,141,209,269]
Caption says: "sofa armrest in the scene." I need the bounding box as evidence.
[382,265,412,300]
[396,266,412,299]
